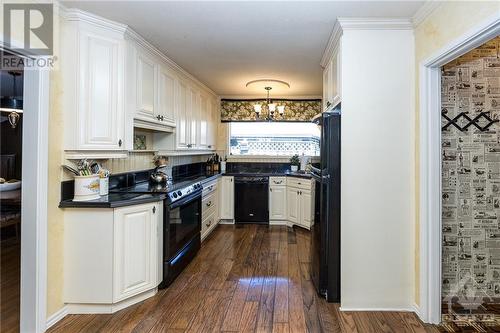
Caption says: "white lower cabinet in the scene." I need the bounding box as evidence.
[64,201,162,313]
[201,179,219,240]
[269,185,287,221]
[286,186,301,224]
[219,176,234,220]
[286,177,315,229]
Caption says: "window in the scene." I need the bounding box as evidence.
[229,122,320,156]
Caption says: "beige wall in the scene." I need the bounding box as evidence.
[414,1,500,305]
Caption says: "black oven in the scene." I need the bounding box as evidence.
[160,188,202,288]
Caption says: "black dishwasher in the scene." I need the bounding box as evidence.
[234,176,269,224]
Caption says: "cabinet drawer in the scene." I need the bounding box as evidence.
[201,210,217,238]
[202,180,218,197]
[202,190,218,217]
[269,177,286,186]
[287,177,312,190]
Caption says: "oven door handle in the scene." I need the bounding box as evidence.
[169,190,202,209]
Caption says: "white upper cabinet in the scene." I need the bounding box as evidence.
[175,79,190,149]
[132,44,176,132]
[136,51,157,122]
[188,87,198,147]
[322,41,342,111]
[62,12,127,158]
[158,67,176,124]
[62,9,218,157]
[197,93,209,149]
[207,98,218,149]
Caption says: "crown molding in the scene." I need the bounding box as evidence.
[124,28,217,97]
[412,1,443,28]
[60,6,217,97]
[61,8,128,35]
[337,18,414,30]
[320,20,342,68]
[220,94,322,100]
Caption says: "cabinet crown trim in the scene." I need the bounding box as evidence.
[124,28,217,97]
[320,20,343,68]
[320,17,413,67]
[62,8,128,34]
[337,17,413,30]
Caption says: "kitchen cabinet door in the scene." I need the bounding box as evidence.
[175,80,190,149]
[286,187,300,224]
[330,44,342,108]
[207,98,217,150]
[197,93,209,149]
[219,176,234,220]
[269,186,286,220]
[322,59,332,111]
[136,51,157,122]
[300,190,313,228]
[158,67,176,125]
[113,202,159,302]
[77,30,125,151]
[188,87,199,147]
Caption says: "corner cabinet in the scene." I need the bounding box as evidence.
[219,176,234,221]
[62,11,128,158]
[63,201,163,313]
[286,177,315,229]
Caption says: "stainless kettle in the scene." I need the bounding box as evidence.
[150,165,170,184]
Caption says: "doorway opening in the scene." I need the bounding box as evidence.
[440,36,500,328]
[0,51,24,331]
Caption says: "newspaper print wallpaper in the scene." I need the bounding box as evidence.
[220,99,321,122]
[441,36,500,317]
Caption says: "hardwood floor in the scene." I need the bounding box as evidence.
[1,239,20,333]
[48,224,438,333]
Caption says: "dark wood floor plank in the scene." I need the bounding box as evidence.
[43,225,439,333]
[239,301,259,332]
[287,242,307,332]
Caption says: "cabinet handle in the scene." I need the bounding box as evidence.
[298,182,301,185]
[327,101,331,107]
[270,188,272,192]
[206,201,212,207]
[152,206,156,214]
[208,145,212,149]
[161,115,164,121]
[118,139,122,147]
[299,191,302,195]
[156,115,161,121]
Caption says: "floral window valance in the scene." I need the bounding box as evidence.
[220,99,322,122]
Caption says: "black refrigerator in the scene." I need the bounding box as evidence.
[310,105,341,302]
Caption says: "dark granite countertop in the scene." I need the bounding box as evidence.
[59,192,165,208]
[221,171,313,179]
[59,170,311,209]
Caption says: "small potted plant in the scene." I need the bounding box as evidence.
[290,154,300,172]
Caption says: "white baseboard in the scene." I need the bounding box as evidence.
[218,219,234,225]
[45,305,68,330]
[66,288,157,314]
[412,303,422,319]
[340,306,416,312]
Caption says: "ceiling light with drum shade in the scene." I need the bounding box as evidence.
[246,79,290,121]
[0,71,23,129]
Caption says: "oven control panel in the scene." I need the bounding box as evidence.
[168,182,202,203]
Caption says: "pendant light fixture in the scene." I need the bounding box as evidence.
[246,79,290,121]
[1,71,23,129]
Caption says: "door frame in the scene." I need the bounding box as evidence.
[418,14,500,324]
[0,47,50,331]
